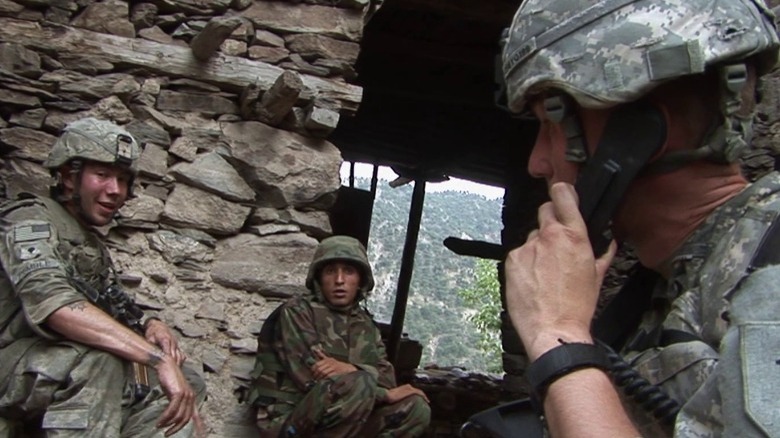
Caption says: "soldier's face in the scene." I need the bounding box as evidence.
[64,162,131,226]
[526,98,611,186]
[319,261,361,308]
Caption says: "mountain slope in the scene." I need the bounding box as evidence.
[360,179,503,371]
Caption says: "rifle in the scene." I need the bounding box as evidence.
[70,277,152,402]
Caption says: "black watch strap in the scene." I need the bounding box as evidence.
[526,342,612,413]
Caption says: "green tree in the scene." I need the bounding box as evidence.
[457,258,502,373]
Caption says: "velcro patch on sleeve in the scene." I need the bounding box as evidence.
[13,223,52,242]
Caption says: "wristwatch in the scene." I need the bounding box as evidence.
[526,342,612,414]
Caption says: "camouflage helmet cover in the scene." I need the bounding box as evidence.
[305,235,375,293]
[502,0,780,113]
[43,117,142,173]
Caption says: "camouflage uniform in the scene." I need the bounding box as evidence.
[622,171,780,438]
[0,118,205,437]
[250,236,431,437]
[500,0,780,436]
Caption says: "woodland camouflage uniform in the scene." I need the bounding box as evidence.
[0,118,205,437]
[501,0,780,436]
[249,235,430,437]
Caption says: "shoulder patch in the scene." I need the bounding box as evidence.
[13,223,51,242]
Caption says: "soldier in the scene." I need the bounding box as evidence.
[248,235,431,437]
[0,118,205,437]
[500,0,780,437]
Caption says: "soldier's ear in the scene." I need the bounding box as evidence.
[58,165,76,191]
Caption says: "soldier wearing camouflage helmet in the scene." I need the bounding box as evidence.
[248,235,431,437]
[0,118,205,437]
[498,0,780,437]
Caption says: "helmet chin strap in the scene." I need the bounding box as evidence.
[542,98,668,255]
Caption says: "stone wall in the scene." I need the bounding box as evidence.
[0,0,378,435]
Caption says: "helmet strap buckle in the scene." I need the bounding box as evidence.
[543,96,588,163]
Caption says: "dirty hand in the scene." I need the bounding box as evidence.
[504,182,616,361]
[310,348,358,379]
[385,384,430,404]
[145,319,186,365]
[155,354,199,436]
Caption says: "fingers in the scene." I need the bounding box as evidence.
[157,363,197,436]
[549,182,585,230]
[160,388,195,437]
[312,346,327,360]
[594,240,618,289]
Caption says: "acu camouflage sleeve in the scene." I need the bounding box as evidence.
[276,300,321,392]
[0,205,84,339]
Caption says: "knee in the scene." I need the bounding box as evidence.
[330,370,375,400]
[406,395,431,424]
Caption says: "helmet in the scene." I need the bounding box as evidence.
[502,0,780,113]
[305,235,375,293]
[44,117,141,174]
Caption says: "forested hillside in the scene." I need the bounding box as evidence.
[355,178,504,372]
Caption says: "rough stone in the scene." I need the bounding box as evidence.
[169,136,198,161]
[70,0,136,38]
[229,338,257,354]
[126,119,172,147]
[201,348,228,373]
[287,208,332,239]
[117,194,165,227]
[0,158,49,198]
[157,90,238,116]
[168,151,255,202]
[284,33,360,63]
[241,1,364,42]
[146,229,214,264]
[195,301,226,322]
[9,108,46,129]
[253,29,284,47]
[248,223,300,236]
[0,126,56,163]
[0,88,40,108]
[220,39,247,57]
[130,2,158,30]
[162,184,251,235]
[222,121,342,209]
[0,42,42,78]
[211,232,317,297]
[138,25,173,44]
[246,45,288,64]
[58,73,139,100]
[137,142,169,179]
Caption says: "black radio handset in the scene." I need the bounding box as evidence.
[574,103,667,256]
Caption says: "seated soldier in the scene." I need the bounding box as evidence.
[0,118,205,437]
[248,235,431,437]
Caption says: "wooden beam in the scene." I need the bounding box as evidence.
[0,18,363,113]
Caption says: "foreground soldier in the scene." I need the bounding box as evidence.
[0,118,205,437]
[249,235,431,437]
[500,0,780,437]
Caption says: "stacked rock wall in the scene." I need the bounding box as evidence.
[0,0,378,435]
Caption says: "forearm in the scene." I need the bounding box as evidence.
[45,300,165,366]
[527,332,638,438]
[544,368,638,438]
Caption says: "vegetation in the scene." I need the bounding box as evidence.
[353,177,504,373]
[456,259,503,373]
